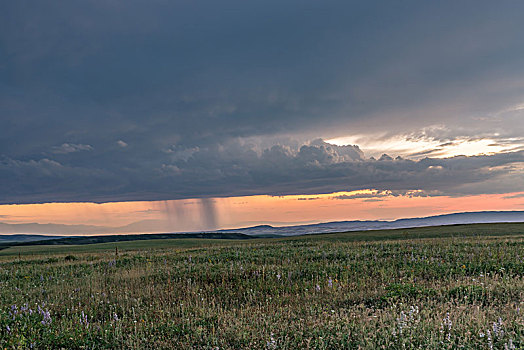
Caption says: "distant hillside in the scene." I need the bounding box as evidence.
[1,232,254,248]
[0,234,65,244]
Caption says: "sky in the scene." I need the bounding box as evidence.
[1,1,524,233]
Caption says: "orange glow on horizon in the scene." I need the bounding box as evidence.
[0,190,523,233]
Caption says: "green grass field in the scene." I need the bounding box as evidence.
[1,223,524,349]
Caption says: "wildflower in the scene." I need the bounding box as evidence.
[6,325,11,333]
[328,277,333,288]
[80,311,89,327]
[113,313,119,322]
[441,312,452,342]
[487,330,493,350]
[493,317,504,338]
[397,311,407,335]
[315,284,321,291]
[505,339,516,350]
[408,306,419,319]
[41,310,51,325]
[266,333,277,349]
[394,306,419,338]
[9,305,18,320]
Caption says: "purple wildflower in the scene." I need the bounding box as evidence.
[80,311,89,327]
[41,310,51,325]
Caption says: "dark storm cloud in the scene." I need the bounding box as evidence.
[0,140,522,204]
[1,0,524,203]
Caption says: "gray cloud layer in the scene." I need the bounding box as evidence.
[1,1,524,203]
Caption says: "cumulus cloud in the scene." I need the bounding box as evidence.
[333,190,434,200]
[52,143,93,154]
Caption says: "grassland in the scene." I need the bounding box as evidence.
[1,223,524,349]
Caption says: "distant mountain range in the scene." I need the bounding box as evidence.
[1,211,523,243]
[0,219,168,236]
[218,211,524,236]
